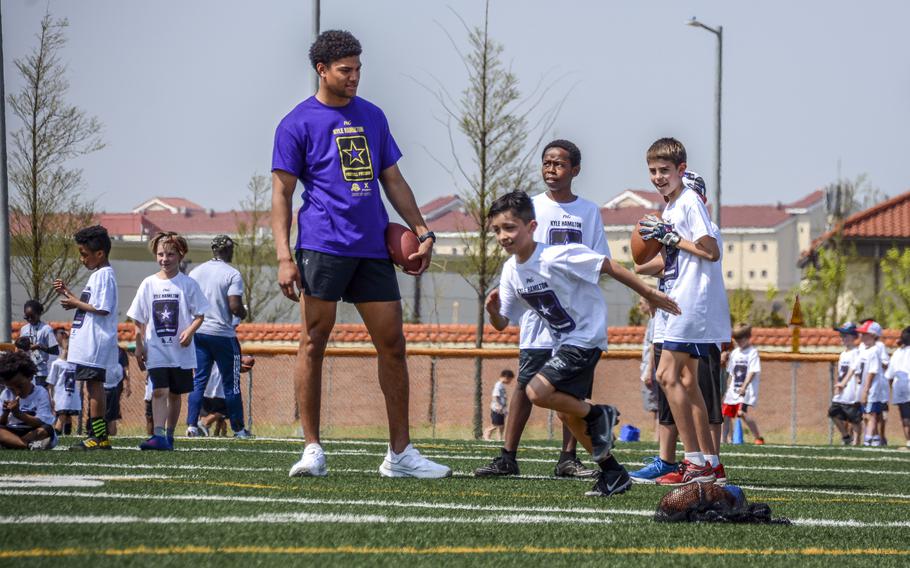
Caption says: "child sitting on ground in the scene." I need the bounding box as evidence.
[0,351,57,449]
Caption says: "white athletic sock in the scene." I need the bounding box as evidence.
[705,454,720,468]
[684,452,705,466]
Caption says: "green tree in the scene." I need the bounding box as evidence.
[878,247,910,328]
[800,243,853,327]
[234,174,280,322]
[728,289,754,326]
[9,13,102,308]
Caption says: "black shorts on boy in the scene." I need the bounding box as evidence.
[148,368,194,395]
[828,402,863,424]
[202,397,228,415]
[654,343,723,426]
[537,345,602,400]
[295,249,400,303]
[74,365,106,383]
[104,382,123,422]
[517,349,551,388]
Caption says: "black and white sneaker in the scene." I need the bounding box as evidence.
[585,467,632,497]
[474,455,519,477]
[554,458,599,478]
[586,404,619,463]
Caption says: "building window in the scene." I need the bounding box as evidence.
[727,244,734,252]
[749,243,756,252]
[761,243,768,251]
[761,270,768,278]
[748,270,755,278]
[726,271,734,278]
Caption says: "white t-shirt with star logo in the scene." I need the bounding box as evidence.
[499,243,607,351]
[127,273,210,370]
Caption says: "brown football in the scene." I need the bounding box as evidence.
[631,220,663,265]
[385,222,422,273]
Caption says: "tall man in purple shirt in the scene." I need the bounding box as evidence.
[271,30,451,479]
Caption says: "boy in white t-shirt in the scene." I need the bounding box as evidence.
[829,322,863,445]
[0,352,57,450]
[484,370,514,441]
[854,320,887,446]
[721,324,763,444]
[19,300,59,387]
[485,190,680,497]
[199,354,256,436]
[46,330,81,435]
[128,232,209,451]
[859,318,891,445]
[53,225,119,451]
[886,326,910,449]
[475,139,611,479]
[638,138,731,485]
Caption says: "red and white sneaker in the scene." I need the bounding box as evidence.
[713,463,727,486]
[656,460,716,486]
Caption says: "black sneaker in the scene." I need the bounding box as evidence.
[474,456,519,477]
[554,458,599,478]
[585,404,619,463]
[585,467,632,497]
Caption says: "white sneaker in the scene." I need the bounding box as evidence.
[186,426,200,437]
[195,421,210,437]
[379,444,452,478]
[289,443,327,477]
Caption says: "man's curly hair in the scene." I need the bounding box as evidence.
[309,30,362,70]
[0,351,37,383]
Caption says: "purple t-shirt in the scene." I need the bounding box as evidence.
[272,96,402,258]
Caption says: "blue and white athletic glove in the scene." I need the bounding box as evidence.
[639,215,681,248]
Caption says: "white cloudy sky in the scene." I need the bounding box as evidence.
[4,0,907,214]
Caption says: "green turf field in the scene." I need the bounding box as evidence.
[1,437,909,566]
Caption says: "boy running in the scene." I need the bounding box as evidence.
[485,190,679,497]
[475,139,611,479]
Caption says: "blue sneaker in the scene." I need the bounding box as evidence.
[167,433,174,447]
[139,435,173,451]
[629,456,676,484]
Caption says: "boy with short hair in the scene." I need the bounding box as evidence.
[856,320,887,446]
[485,190,680,497]
[46,329,81,435]
[829,322,863,445]
[886,326,910,450]
[53,225,119,451]
[484,370,514,441]
[0,351,57,449]
[638,139,731,485]
[128,232,209,451]
[19,300,59,387]
[475,139,611,479]
[721,324,763,444]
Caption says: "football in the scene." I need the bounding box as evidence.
[385,222,422,273]
[631,219,663,265]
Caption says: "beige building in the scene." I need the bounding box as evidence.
[423,189,827,292]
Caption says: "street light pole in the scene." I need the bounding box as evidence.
[686,17,723,228]
[312,0,321,95]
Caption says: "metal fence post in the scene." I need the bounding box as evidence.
[246,368,254,433]
[429,357,438,439]
[791,362,800,444]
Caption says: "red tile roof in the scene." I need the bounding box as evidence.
[95,213,162,238]
[420,195,461,218]
[786,190,825,210]
[601,206,658,227]
[135,197,205,213]
[720,205,792,229]
[13,322,899,352]
[426,209,477,233]
[808,190,910,253]
[134,210,269,236]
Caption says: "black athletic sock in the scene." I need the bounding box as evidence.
[89,417,108,440]
[597,454,622,472]
[559,450,576,463]
[584,405,604,424]
[501,448,517,461]
[63,423,72,436]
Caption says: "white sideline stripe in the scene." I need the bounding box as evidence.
[0,512,610,526]
[791,518,910,528]
[737,484,910,500]
[0,488,654,517]
[0,460,280,473]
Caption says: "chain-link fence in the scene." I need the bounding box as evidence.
[66,347,899,445]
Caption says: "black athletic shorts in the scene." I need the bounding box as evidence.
[74,364,106,383]
[517,348,551,388]
[104,382,123,421]
[828,402,863,424]
[148,367,194,395]
[490,410,505,426]
[537,345,602,400]
[202,397,227,415]
[296,249,401,304]
[655,342,723,426]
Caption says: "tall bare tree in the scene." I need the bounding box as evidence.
[8,13,103,308]
[418,1,565,437]
[234,174,280,322]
